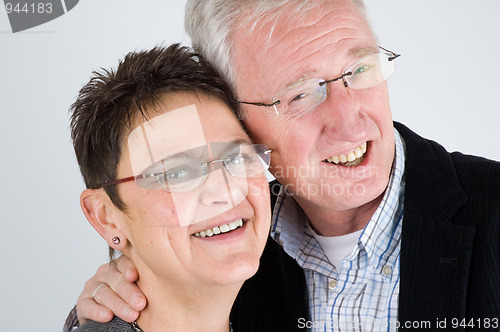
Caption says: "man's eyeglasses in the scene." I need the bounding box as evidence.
[94,143,271,193]
[239,46,400,116]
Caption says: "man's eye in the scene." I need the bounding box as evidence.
[290,92,309,103]
[353,64,371,75]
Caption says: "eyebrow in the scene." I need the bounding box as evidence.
[348,46,379,58]
[207,138,253,160]
[229,138,253,146]
[140,146,205,174]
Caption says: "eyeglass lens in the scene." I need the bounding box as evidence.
[273,51,396,116]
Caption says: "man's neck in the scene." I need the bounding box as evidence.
[295,192,384,237]
[136,271,240,332]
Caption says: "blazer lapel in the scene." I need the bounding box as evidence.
[395,123,475,327]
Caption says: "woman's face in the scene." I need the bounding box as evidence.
[112,93,271,287]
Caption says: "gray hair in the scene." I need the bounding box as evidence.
[185,0,368,91]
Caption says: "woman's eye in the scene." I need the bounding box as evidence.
[226,154,245,165]
[163,166,195,182]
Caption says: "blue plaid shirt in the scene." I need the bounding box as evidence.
[271,129,406,331]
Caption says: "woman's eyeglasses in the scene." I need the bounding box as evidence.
[94,143,271,193]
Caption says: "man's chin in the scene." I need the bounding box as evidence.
[290,177,387,211]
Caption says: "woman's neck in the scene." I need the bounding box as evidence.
[135,274,241,332]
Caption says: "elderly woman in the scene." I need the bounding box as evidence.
[70,44,273,331]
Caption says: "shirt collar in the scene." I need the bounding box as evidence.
[271,128,406,269]
[356,129,406,268]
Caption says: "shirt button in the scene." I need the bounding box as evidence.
[328,279,338,291]
[382,265,392,276]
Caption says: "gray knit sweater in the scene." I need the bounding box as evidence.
[75,316,141,331]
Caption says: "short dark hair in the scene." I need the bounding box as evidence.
[70,44,239,210]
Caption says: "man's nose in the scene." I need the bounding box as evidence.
[318,84,364,140]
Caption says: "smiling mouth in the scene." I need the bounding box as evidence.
[192,219,245,238]
[323,142,368,167]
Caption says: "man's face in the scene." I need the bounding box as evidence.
[232,0,395,214]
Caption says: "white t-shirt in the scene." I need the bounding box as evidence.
[307,222,363,270]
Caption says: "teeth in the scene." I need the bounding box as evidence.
[193,219,244,237]
[361,142,367,153]
[325,142,368,166]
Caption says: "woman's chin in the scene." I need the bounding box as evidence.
[206,255,261,286]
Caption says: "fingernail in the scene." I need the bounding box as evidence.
[125,268,133,280]
[99,309,111,320]
[122,306,132,319]
[130,293,143,309]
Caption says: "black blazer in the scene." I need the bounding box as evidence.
[230,122,500,331]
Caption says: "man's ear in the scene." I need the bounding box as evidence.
[80,189,127,251]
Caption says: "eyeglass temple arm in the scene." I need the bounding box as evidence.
[378,46,401,61]
[94,175,137,189]
[94,172,166,189]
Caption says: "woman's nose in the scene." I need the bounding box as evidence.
[199,166,247,208]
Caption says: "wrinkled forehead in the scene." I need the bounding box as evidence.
[127,104,208,175]
[231,0,375,98]
[236,0,371,41]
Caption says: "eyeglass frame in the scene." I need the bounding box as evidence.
[238,46,400,115]
[93,144,272,191]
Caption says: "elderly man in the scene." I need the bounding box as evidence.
[66,1,500,331]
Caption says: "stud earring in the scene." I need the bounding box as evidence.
[112,237,120,245]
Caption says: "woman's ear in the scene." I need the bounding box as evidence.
[80,189,127,251]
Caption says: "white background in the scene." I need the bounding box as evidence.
[0,1,498,331]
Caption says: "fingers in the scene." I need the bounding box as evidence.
[76,275,115,324]
[76,257,146,324]
[76,296,114,324]
[87,283,140,323]
[114,255,139,283]
[111,256,147,311]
